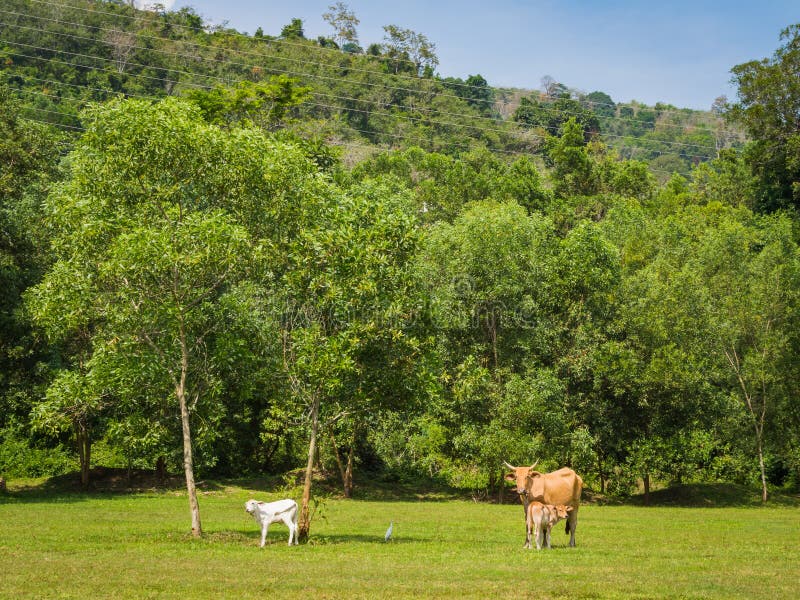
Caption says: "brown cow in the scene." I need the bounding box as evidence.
[504,461,583,547]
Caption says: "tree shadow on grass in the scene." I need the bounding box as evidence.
[223,473,469,503]
[1,467,227,504]
[626,483,800,508]
[306,533,428,545]
[205,529,427,547]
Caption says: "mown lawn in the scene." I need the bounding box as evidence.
[1,480,799,599]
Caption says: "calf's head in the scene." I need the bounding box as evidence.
[244,499,260,515]
[550,504,573,520]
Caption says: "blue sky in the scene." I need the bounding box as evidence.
[164,1,799,110]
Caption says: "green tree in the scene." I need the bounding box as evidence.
[0,84,65,476]
[514,95,600,139]
[382,25,438,76]
[695,212,800,501]
[443,74,495,115]
[279,179,421,538]
[419,200,558,373]
[728,24,800,211]
[584,91,616,118]
[352,147,549,222]
[27,97,325,534]
[30,370,106,488]
[413,201,564,494]
[185,78,311,130]
[322,2,360,49]
[547,118,598,197]
[281,18,305,39]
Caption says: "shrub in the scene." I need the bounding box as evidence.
[0,431,75,478]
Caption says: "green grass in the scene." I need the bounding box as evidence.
[1,479,799,599]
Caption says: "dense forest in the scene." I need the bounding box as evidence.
[1,1,799,537]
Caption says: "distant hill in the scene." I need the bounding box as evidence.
[0,0,743,174]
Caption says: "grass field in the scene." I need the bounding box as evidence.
[1,478,799,599]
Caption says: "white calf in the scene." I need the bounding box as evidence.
[245,498,299,547]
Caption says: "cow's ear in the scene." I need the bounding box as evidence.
[565,506,574,512]
[504,472,516,481]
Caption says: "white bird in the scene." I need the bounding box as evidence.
[384,521,393,542]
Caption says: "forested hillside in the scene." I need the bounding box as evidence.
[1,0,799,537]
[0,0,740,173]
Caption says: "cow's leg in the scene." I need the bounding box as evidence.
[545,524,552,549]
[260,522,269,547]
[567,508,578,547]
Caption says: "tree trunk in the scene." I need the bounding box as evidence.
[156,455,166,483]
[177,327,201,537]
[497,469,505,504]
[756,433,768,503]
[598,455,606,494]
[330,430,354,499]
[330,431,349,498]
[643,473,651,506]
[178,386,201,537]
[344,442,354,499]
[298,393,320,542]
[76,421,91,488]
[725,347,769,503]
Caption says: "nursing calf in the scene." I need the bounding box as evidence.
[524,502,550,550]
[525,502,574,550]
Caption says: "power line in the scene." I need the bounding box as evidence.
[0,21,723,155]
[14,0,734,128]
[17,110,695,179]
[12,70,703,175]
[1,12,727,145]
[1,5,736,141]
[3,45,716,160]
[17,74,166,101]
[20,108,83,130]
[12,75,522,156]
[0,38,231,87]
[23,0,488,94]
[5,5,488,105]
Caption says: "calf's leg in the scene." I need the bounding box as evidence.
[260,522,270,547]
[524,514,533,549]
[281,515,295,546]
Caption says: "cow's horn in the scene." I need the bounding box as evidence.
[503,461,515,469]
[529,459,539,470]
